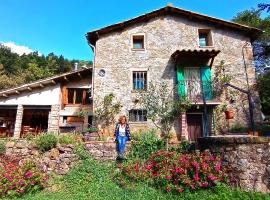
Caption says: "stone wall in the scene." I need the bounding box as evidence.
[198,136,270,193]
[85,141,131,161]
[93,14,261,137]
[3,140,78,175]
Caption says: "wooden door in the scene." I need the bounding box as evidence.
[187,114,203,141]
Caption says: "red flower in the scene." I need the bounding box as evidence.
[24,171,33,179]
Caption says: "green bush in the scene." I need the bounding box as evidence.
[128,129,165,160]
[87,127,99,133]
[169,140,195,153]
[35,133,58,152]
[258,124,270,135]
[0,141,5,155]
[229,123,248,133]
[58,134,76,145]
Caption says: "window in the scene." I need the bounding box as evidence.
[198,29,212,47]
[67,88,92,105]
[129,109,147,122]
[133,71,147,90]
[132,35,144,49]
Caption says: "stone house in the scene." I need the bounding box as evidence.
[86,5,262,141]
[0,67,93,138]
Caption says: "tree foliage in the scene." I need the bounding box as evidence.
[257,71,270,115]
[232,4,270,72]
[139,82,191,148]
[0,44,92,90]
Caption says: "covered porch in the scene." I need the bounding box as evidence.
[171,49,221,141]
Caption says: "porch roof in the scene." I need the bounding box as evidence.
[171,49,221,60]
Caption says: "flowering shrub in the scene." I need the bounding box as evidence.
[0,156,48,197]
[123,150,226,193]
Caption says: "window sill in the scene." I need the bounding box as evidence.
[199,45,214,48]
[131,48,146,51]
[131,90,147,93]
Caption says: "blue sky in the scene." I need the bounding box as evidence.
[0,0,267,61]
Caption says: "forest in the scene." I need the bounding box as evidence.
[0,44,92,91]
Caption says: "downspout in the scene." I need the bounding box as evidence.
[242,41,255,135]
[87,38,96,125]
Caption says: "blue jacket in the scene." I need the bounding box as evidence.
[114,123,131,141]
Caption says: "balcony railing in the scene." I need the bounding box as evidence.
[178,80,219,102]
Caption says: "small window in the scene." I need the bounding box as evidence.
[132,35,144,49]
[133,71,147,90]
[129,109,147,122]
[198,29,212,47]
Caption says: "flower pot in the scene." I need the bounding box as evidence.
[225,110,234,119]
[248,131,259,136]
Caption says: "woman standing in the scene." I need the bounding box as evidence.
[114,115,131,159]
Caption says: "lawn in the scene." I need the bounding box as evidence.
[3,157,270,200]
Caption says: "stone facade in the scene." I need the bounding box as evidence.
[93,14,261,138]
[198,136,270,193]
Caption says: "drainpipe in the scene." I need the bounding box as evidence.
[242,41,255,135]
[87,39,96,126]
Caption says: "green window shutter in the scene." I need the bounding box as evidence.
[200,66,213,100]
[176,65,185,99]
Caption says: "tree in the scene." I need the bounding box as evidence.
[257,71,270,115]
[232,5,270,72]
[94,93,122,131]
[139,82,191,150]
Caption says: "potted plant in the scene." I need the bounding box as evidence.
[225,109,234,119]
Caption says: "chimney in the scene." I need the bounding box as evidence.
[74,62,78,70]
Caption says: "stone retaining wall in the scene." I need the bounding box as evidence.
[85,141,131,161]
[2,140,78,175]
[198,136,270,193]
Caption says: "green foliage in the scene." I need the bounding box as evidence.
[94,93,122,128]
[35,133,58,152]
[232,6,270,71]
[87,127,99,133]
[128,129,166,160]
[169,140,195,153]
[258,124,270,134]
[257,71,270,115]
[0,141,5,155]
[0,158,48,198]
[139,82,191,148]
[0,45,92,90]
[74,144,90,160]
[58,134,77,145]
[229,123,249,133]
[3,157,270,200]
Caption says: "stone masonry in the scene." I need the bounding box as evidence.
[13,104,23,139]
[48,104,60,133]
[198,136,270,193]
[93,14,262,137]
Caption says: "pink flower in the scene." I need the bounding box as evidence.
[24,171,33,179]
[18,189,24,193]
[166,186,171,192]
[191,161,199,169]
[194,172,200,181]
[208,175,217,181]
[177,187,184,193]
[215,164,221,172]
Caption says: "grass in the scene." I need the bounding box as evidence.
[2,156,270,200]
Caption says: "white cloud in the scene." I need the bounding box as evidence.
[0,41,41,56]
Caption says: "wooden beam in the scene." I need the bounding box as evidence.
[15,90,20,94]
[51,80,56,85]
[27,87,32,91]
[77,72,82,78]
[39,83,44,88]
[2,94,8,98]
[64,76,69,82]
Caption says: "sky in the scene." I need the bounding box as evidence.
[0,0,268,61]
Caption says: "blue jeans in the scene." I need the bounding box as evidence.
[116,136,127,157]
